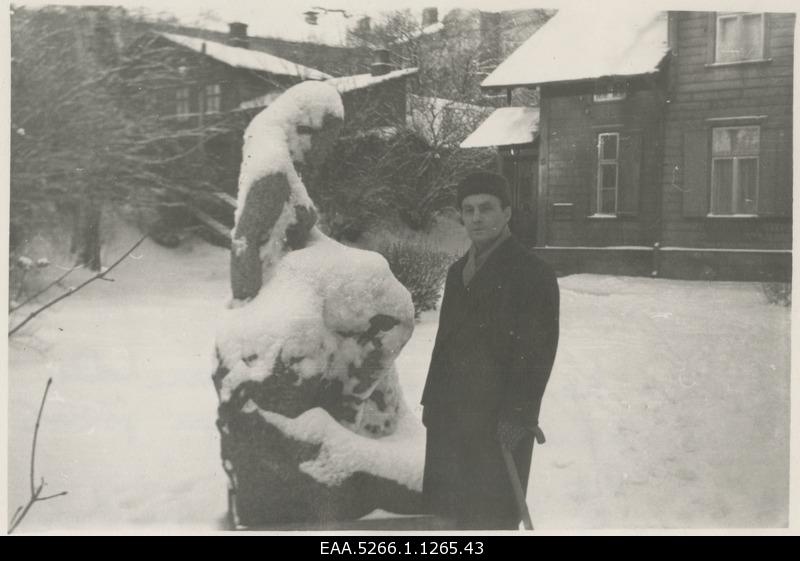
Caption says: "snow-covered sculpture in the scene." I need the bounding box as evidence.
[212,81,424,527]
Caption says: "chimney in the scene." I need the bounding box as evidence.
[356,16,371,34]
[228,22,249,49]
[422,7,438,27]
[370,48,392,76]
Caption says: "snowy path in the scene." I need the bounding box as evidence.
[7,238,790,532]
[530,276,790,529]
[8,238,231,532]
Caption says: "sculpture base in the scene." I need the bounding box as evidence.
[221,409,423,528]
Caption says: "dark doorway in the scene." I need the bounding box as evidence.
[500,145,538,245]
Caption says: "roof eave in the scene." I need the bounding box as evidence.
[156,32,332,81]
[481,51,670,91]
[481,68,665,91]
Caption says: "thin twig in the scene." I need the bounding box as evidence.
[8,378,67,534]
[10,265,83,313]
[9,235,148,336]
[38,491,68,502]
[30,380,52,496]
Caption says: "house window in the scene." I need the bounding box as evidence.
[203,84,221,114]
[593,80,627,102]
[715,12,765,63]
[175,87,190,116]
[596,133,619,215]
[710,126,759,215]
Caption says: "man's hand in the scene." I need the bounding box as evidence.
[496,419,531,451]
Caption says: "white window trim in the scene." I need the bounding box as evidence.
[709,125,760,215]
[715,12,765,64]
[596,132,620,216]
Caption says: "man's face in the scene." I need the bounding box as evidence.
[460,193,511,247]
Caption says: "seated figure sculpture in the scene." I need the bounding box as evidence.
[212,81,423,528]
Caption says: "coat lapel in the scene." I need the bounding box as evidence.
[435,237,516,346]
[431,255,468,345]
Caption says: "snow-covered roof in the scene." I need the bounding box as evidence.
[460,107,540,148]
[482,7,668,88]
[325,67,418,94]
[158,32,332,81]
[238,68,418,111]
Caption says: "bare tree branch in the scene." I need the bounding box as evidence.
[8,378,67,534]
[10,265,83,313]
[9,234,148,336]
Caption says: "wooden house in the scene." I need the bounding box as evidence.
[474,8,793,281]
[125,24,417,246]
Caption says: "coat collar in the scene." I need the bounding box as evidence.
[463,226,512,287]
[455,234,517,291]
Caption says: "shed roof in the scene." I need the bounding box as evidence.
[460,107,539,148]
[158,32,332,81]
[238,67,419,111]
[482,7,668,88]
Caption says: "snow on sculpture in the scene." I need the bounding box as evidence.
[212,81,424,527]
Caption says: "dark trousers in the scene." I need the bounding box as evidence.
[422,412,534,530]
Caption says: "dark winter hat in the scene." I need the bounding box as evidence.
[456,171,511,208]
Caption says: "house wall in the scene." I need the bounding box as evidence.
[539,76,666,248]
[661,11,794,250]
[142,36,296,119]
[123,35,304,208]
[341,79,409,132]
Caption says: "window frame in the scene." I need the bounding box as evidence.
[203,83,222,114]
[709,125,760,216]
[175,87,191,116]
[594,132,620,217]
[593,80,627,103]
[714,12,765,64]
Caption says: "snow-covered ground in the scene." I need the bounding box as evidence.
[7,233,790,532]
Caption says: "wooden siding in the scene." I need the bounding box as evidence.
[341,79,409,131]
[661,11,794,249]
[540,78,665,247]
[145,36,295,119]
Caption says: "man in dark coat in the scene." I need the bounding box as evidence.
[421,171,560,530]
